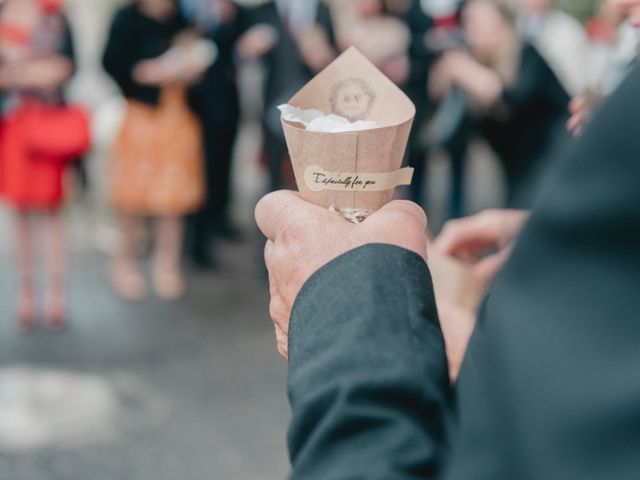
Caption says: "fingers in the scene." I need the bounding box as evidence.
[364,200,428,261]
[472,248,511,283]
[264,239,274,266]
[435,210,506,259]
[567,112,585,136]
[567,96,587,135]
[269,295,289,335]
[373,200,428,229]
[275,324,288,360]
[255,190,305,241]
[569,96,585,114]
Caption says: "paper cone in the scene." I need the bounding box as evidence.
[281,47,416,220]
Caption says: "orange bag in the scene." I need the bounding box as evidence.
[109,87,205,216]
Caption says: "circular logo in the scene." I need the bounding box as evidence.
[329,78,376,122]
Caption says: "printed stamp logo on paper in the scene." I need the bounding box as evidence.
[329,78,375,122]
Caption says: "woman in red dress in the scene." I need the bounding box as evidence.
[0,0,82,329]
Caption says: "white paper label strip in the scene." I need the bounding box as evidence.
[304,165,414,192]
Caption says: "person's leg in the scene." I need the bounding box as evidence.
[445,120,471,220]
[210,123,240,238]
[152,216,185,301]
[187,112,218,267]
[15,210,36,328]
[448,139,468,220]
[43,209,67,328]
[264,128,284,193]
[408,145,427,205]
[110,214,146,301]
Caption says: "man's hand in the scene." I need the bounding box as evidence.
[567,90,601,136]
[255,191,428,359]
[431,209,527,380]
[434,209,529,283]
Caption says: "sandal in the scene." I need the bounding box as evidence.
[152,267,185,301]
[109,261,147,302]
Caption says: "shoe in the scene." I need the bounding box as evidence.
[152,267,186,301]
[109,261,147,301]
[190,249,218,271]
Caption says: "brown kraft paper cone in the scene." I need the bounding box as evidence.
[281,47,416,222]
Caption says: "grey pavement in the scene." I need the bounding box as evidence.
[0,220,290,480]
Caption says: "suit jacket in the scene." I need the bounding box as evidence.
[187,4,252,127]
[286,65,640,479]
[102,5,187,107]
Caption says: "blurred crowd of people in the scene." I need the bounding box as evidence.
[0,0,637,328]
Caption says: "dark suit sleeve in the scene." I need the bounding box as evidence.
[445,66,640,479]
[287,244,452,480]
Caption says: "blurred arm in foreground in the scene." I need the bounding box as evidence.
[256,64,640,478]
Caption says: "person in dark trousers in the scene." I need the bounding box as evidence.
[255,60,640,480]
[244,0,336,192]
[183,0,253,267]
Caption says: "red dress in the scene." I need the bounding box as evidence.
[0,5,87,210]
[0,105,67,209]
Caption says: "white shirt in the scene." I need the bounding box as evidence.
[519,9,590,96]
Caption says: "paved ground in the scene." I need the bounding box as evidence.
[0,215,291,480]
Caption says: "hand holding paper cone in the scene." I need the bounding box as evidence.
[280,47,416,221]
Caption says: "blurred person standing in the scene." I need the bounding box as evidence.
[182,0,253,268]
[386,0,437,207]
[339,0,437,206]
[410,0,470,215]
[430,0,570,206]
[0,0,89,329]
[517,0,590,97]
[236,0,337,192]
[103,0,210,301]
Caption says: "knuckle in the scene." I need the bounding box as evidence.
[269,297,290,333]
[388,200,428,227]
[481,209,501,221]
[440,218,461,237]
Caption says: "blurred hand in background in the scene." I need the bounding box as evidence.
[435,209,529,283]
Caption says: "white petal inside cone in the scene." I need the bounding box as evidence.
[278,104,379,132]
